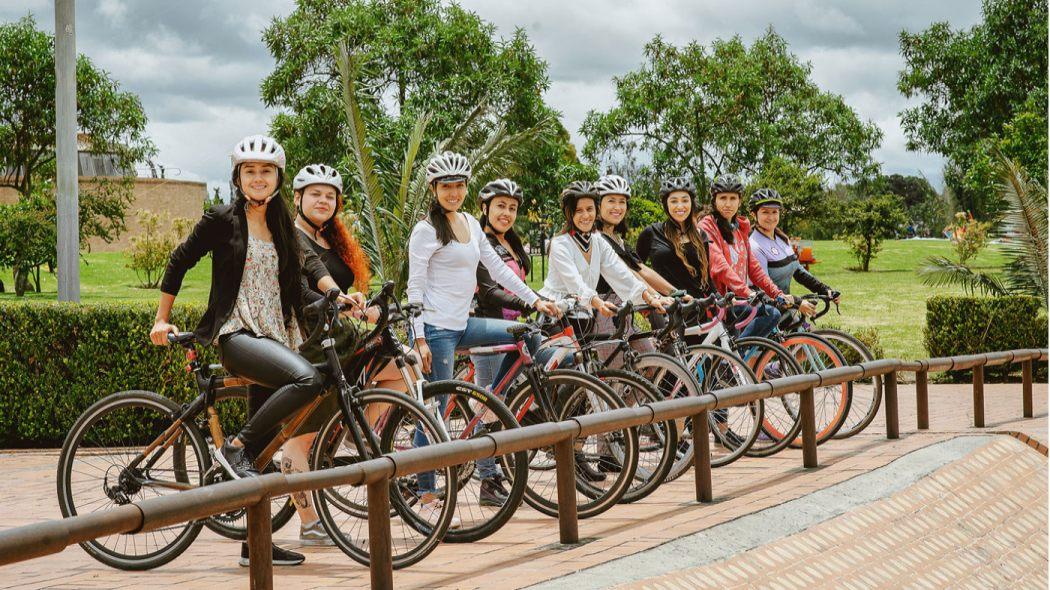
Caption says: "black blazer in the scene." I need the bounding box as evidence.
[161,200,329,344]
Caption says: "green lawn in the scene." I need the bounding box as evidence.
[0,239,1006,360]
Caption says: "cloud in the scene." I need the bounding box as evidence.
[1,0,985,193]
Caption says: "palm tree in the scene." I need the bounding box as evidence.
[919,153,1048,302]
[335,43,555,296]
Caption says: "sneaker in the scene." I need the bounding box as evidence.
[238,543,305,567]
[596,455,622,473]
[479,478,508,507]
[575,452,607,483]
[420,494,461,529]
[214,438,259,479]
[299,519,335,547]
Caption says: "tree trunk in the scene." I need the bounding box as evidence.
[13,267,31,297]
[33,265,41,292]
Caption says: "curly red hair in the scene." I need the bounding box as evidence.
[322,207,372,294]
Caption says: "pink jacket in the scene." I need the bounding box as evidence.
[698,215,783,299]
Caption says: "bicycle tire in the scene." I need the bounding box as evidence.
[592,368,678,503]
[628,352,700,482]
[814,329,882,438]
[310,388,455,570]
[57,390,207,570]
[420,379,528,543]
[779,332,852,443]
[733,337,805,457]
[682,345,763,467]
[504,369,639,519]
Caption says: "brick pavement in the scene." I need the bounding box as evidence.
[0,382,1044,589]
[616,435,1048,589]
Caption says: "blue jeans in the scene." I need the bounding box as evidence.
[415,317,539,492]
[734,303,781,340]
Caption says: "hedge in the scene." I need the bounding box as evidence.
[0,301,217,447]
[924,295,1048,381]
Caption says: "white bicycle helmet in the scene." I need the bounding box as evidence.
[479,178,523,205]
[425,151,472,184]
[293,164,343,195]
[595,174,632,198]
[231,134,286,171]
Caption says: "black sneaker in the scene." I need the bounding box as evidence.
[596,455,622,473]
[479,478,508,507]
[214,438,259,479]
[238,543,305,567]
[575,452,606,483]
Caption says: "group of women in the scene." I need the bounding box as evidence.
[149,135,838,566]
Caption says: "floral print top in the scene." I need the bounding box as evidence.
[216,235,302,349]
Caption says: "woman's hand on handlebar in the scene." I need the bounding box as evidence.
[150,320,178,346]
[642,290,673,313]
[798,298,818,316]
[590,296,618,318]
[338,291,367,313]
[351,304,382,324]
[534,299,563,318]
[414,338,432,374]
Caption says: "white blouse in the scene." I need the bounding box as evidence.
[407,213,538,335]
[540,233,647,310]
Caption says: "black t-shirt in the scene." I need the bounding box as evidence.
[635,222,713,299]
[297,229,355,292]
[597,232,643,296]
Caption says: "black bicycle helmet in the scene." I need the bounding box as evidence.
[709,173,744,197]
[749,187,784,211]
[659,176,696,201]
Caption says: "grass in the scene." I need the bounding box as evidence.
[0,239,1006,360]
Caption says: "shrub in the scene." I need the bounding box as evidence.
[837,194,908,271]
[924,295,1046,381]
[125,210,191,288]
[0,301,215,447]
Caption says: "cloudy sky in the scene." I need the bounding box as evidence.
[6,0,982,197]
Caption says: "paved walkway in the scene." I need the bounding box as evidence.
[0,382,1045,589]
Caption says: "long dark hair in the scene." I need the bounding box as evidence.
[480,204,531,275]
[662,213,708,279]
[232,166,303,323]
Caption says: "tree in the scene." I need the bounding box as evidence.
[262,0,576,219]
[837,194,907,272]
[580,29,883,185]
[125,211,192,289]
[336,45,554,296]
[865,174,948,237]
[898,0,1048,219]
[0,15,153,198]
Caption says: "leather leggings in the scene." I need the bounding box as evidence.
[218,331,324,457]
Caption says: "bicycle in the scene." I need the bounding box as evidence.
[57,284,456,570]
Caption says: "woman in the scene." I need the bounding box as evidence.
[698,174,796,338]
[592,174,674,356]
[150,135,363,566]
[283,163,410,546]
[747,188,839,321]
[541,181,669,316]
[470,178,532,507]
[407,151,559,517]
[635,175,715,300]
[541,180,671,478]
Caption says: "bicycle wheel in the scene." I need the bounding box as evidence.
[734,337,804,457]
[815,329,882,438]
[780,332,852,442]
[504,369,639,519]
[593,368,678,503]
[57,390,208,570]
[683,345,762,467]
[310,388,455,569]
[629,352,699,482]
[421,379,528,543]
[201,388,297,540]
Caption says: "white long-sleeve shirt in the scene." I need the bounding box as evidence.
[407,213,538,335]
[539,233,647,310]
